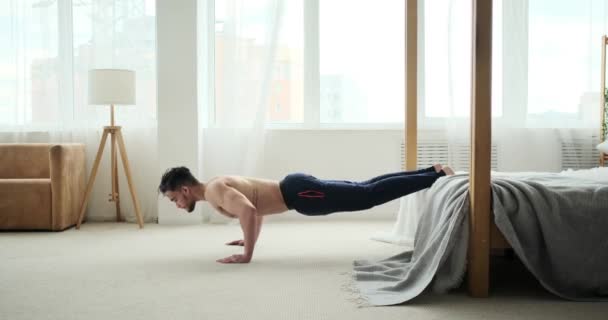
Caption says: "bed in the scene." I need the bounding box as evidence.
[354,169,608,305]
[402,0,607,298]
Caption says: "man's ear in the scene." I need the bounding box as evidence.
[181,186,189,195]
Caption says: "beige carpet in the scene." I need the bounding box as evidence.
[1,220,606,320]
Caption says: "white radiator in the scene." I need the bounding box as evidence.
[560,133,601,170]
[401,136,498,172]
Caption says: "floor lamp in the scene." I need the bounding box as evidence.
[76,69,144,229]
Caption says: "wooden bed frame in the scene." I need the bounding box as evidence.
[403,0,605,297]
[600,35,608,167]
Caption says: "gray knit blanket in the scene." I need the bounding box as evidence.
[353,173,608,306]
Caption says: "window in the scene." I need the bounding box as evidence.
[0,0,157,130]
[212,0,404,127]
[527,0,603,127]
[72,0,157,122]
[319,0,404,123]
[422,0,503,120]
[214,0,304,125]
[0,0,61,126]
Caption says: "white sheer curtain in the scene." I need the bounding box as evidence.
[0,0,158,223]
[375,0,607,246]
[199,0,284,223]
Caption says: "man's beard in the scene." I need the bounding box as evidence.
[187,201,196,213]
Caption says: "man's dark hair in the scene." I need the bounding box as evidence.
[158,166,200,194]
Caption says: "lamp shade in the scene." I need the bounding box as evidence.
[88,69,136,105]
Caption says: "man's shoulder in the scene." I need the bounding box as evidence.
[206,177,226,191]
[207,175,242,186]
[206,176,244,193]
[204,178,229,204]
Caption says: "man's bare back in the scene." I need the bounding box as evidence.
[204,176,288,218]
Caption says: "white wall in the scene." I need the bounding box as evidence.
[156,0,201,224]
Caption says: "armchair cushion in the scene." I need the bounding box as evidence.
[0,144,50,179]
[0,179,52,230]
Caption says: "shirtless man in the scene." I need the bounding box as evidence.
[158,165,454,264]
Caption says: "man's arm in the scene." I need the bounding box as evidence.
[254,215,263,243]
[225,214,263,246]
[216,183,259,263]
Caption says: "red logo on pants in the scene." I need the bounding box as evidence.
[297,190,325,198]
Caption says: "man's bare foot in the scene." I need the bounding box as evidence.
[433,164,443,173]
[442,165,455,176]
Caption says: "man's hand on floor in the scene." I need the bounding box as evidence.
[217,254,251,264]
[225,239,244,246]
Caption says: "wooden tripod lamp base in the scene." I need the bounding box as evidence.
[77,69,143,229]
[76,125,144,229]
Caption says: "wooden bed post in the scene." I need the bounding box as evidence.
[600,35,607,167]
[405,0,418,171]
[468,0,492,298]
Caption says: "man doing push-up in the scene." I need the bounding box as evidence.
[159,165,454,264]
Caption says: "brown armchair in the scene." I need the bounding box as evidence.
[0,143,86,230]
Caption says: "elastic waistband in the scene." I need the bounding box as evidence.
[279,178,294,210]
